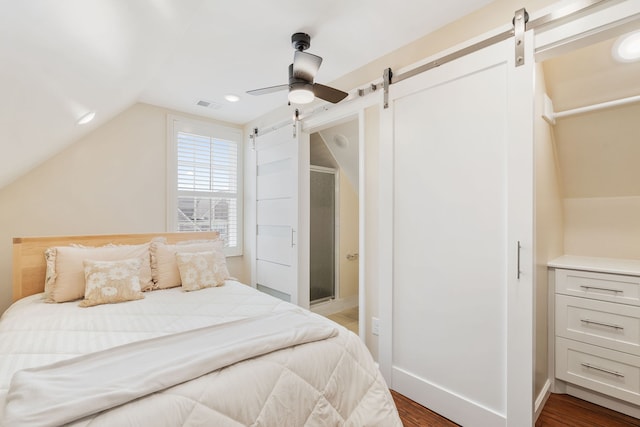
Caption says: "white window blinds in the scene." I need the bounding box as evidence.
[168,116,242,255]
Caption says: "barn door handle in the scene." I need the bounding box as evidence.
[291,229,296,247]
[517,241,521,280]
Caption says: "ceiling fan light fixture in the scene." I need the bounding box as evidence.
[288,86,315,104]
[613,30,640,62]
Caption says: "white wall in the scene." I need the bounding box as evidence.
[0,103,245,314]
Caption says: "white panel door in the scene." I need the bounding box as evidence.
[379,35,534,426]
[255,124,309,306]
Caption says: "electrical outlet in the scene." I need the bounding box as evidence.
[372,317,380,336]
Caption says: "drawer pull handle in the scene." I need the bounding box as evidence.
[581,363,625,378]
[580,319,624,330]
[579,285,623,294]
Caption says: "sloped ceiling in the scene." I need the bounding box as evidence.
[310,119,359,193]
[0,0,493,189]
[543,31,640,199]
[318,121,359,191]
[310,134,338,170]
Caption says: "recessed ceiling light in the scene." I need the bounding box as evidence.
[613,31,640,63]
[224,94,240,103]
[77,111,95,125]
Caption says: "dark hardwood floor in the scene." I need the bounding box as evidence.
[391,390,640,426]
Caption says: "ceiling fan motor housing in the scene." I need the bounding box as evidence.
[291,32,311,51]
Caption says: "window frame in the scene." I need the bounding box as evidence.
[166,114,243,257]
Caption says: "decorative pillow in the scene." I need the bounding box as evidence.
[150,240,230,289]
[43,247,57,300]
[79,258,144,307]
[44,243,152,303]
[175,251,227,291]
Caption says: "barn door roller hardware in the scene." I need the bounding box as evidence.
[383,68,392,109]
[249,127,258,150]
[513,8,528,67]
[381,0,608,108]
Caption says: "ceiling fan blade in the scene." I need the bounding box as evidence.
[293,51,323,81]
[246,84,288,96]
[313,83,348,103]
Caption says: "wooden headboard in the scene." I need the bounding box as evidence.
[12,232,219,302]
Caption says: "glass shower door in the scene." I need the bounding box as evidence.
[310,168,336,303]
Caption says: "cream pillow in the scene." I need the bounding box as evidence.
[175,251,227,291]
[43,247,57,300]
[44,243,152,303]
[150,240,229,289]
[79,258,144,307]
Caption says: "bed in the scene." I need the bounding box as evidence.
[0,232,401,426]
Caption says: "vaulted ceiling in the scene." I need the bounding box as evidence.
[0,0,494,189]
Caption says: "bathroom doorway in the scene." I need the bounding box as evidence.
[309,118,360,334]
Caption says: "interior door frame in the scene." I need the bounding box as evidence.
[303,95,377,342]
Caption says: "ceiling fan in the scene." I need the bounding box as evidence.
[247,33,349,105]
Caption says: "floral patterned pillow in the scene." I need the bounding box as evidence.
[175,251,228,291]
[80,258,144,307]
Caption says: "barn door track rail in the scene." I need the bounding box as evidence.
[382,0,610,108]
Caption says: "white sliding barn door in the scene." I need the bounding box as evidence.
[379,35,534,426]
[255,124,310,308]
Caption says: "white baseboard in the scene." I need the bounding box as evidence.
[310,294,358,316]
[392,367,505,427]
[534,379,551,422]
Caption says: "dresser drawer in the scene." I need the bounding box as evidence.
[556,337,640,405]
[556,294,640,355]
[555,269,640,306]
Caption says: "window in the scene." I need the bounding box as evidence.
[167,116,242,256]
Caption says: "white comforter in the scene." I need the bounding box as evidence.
[0,281,401,426]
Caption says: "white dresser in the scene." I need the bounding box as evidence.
[549,255,640,409]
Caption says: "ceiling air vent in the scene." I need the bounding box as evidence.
[195,99,221,110]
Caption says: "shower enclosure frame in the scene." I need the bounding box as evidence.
[309,165,341,305]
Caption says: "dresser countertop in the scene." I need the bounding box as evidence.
[548,255,640,276]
